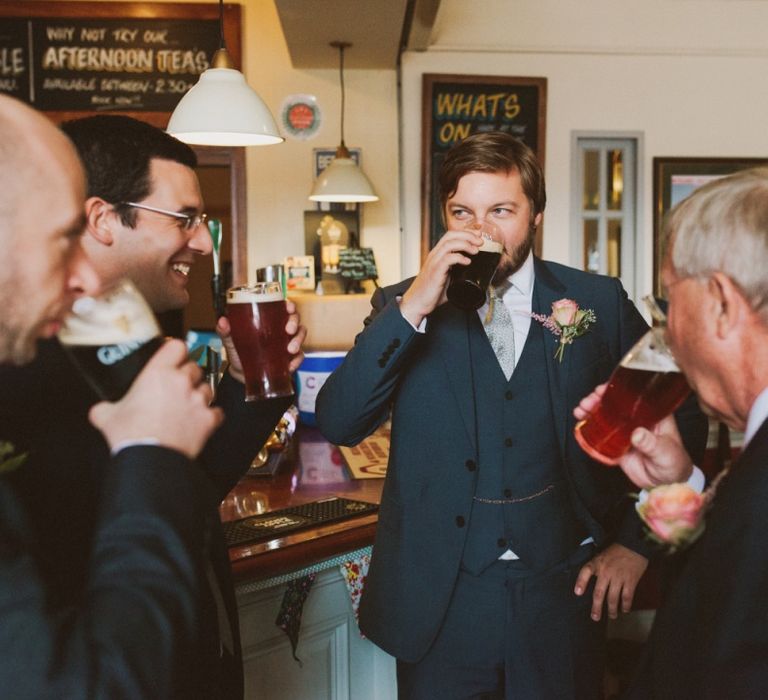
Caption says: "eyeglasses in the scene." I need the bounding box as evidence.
[121,202,208,231]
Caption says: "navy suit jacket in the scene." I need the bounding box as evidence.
[317,258,708,662]
[0,443,209,698]
[626,419,768,699]
[0,338,291,698]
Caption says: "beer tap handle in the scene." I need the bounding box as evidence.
[204,344,222,395]
[208,219,226,318]
[211,274,226,319]
[643,294,668,326]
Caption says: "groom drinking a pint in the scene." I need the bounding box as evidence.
[316,131,707,699]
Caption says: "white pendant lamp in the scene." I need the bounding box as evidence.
[167,0,283,147]
[309,42,378,203]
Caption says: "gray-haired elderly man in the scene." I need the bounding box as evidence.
[576,167,768,698]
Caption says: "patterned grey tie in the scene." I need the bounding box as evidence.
[484,286,516,380]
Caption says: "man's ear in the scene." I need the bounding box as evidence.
[83,197,115,246]
[708,272,746,339]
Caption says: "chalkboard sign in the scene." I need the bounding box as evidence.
[421,74,547,259]
[0,1,241,127]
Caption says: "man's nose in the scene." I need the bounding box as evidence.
[189,219,213,255]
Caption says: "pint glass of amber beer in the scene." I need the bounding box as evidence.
[446,220,503,311]
[574,327,691,465]
[226,283,293,401]
[58,279,163,401]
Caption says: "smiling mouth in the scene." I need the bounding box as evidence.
[172,262,191,277]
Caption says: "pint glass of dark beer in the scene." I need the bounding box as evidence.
[58,279,163,401]
[574,327,691,465]
[446,220,503,310]
[226,283,293,401]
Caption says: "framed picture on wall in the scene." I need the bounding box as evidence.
[421,74,547,261]
[652,157,768,296]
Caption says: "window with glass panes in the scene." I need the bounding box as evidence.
[571,137,638,297]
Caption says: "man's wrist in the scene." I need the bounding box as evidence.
[397,296,427,332]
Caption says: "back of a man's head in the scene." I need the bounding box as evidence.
[666,167,768,318]
[61,115,197,227]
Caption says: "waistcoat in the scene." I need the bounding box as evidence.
[460,315,587,574]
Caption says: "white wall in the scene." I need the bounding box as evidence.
[241,0,400,285]
[401,0,768,295]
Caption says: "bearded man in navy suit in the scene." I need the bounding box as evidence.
[317,132,707,699]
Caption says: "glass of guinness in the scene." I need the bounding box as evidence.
[58,279,162,401]
[226,283,294,401]
[446,220,504,310]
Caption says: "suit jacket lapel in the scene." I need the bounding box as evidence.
[533,258,569,458]
[434,303,478,453]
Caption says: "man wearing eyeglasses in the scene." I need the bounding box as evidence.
[0,115,305,699]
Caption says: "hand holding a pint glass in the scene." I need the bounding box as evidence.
[90,339,223,459]
[217,298,305,387]
[446,219,503,311]
[573,327,692,469]
[226,282,303,402]
[400,219,502,326]
[574,385,694,489]
[58,279,163,402]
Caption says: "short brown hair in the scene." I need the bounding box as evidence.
[438,132,546,220]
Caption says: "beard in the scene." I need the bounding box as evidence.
[0,264,37,365]
[493,225,537,282]
[0,315,38,365]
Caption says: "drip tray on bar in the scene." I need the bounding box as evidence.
[222,497,379,547]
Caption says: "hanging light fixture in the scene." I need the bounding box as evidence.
[309,41,379,203]
[167,0,283,146]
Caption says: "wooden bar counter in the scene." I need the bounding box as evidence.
[218,425,396,699]
[218,425,384,585]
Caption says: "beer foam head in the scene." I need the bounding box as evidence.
[620,329,681,372]
[479,236,503,254]
[59,280,159,346]
[227,284,284,304]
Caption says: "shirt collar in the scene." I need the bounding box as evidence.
[745,386,768,447]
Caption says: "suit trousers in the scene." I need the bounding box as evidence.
[396,544,605,700]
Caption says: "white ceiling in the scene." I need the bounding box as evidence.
[273,0,442,69]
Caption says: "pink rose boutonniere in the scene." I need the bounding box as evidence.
[636,483,706,551]
[636,469,727,552]
[531,298,596,362]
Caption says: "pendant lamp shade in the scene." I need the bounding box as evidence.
[308,42,378,203]
[309,145,378,202]
[167,49,283,147]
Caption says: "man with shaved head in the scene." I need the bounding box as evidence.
[0,112,305,698]
[0,95,223,696]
